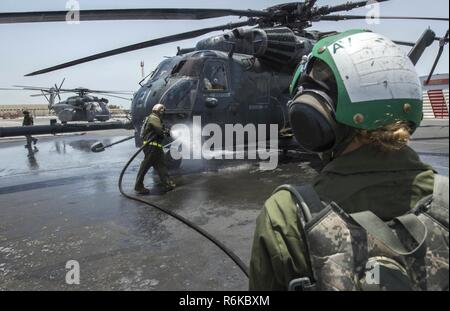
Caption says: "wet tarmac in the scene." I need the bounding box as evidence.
[0,120,448,290]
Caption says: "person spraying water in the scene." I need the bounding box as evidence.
[134,103,176,195]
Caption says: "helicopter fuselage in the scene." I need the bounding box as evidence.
[131,27,317,151]
[131,34,316,152]
[53,95,111,123]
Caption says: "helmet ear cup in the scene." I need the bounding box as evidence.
[288,90,340,153]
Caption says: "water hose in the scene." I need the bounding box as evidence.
[118,144,250,278]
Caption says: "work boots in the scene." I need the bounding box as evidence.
[165,180,177,192]
[134,185,151,195]
[135,180,176,195]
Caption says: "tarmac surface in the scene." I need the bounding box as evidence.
[0,118,448,291]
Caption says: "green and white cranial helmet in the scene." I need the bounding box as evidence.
[290,29,424,131]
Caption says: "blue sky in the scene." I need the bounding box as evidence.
[0,0,448,107]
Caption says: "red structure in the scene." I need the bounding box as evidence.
[427,89,449,119]
[421,74,449,119]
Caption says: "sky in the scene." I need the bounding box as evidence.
[0,0,448,108]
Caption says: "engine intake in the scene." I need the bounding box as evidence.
[196,27,313,66]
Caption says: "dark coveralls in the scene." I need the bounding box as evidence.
[23,114,38,152]
[135,113,171,191]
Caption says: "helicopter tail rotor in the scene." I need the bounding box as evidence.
[425,30,449,85]
[54,83,61,101]
[54,78,66,101]
[57,78,66,100]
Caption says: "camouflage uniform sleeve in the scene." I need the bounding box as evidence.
[249,190,310,291]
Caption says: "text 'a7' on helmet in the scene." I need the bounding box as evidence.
[288,29,424,153]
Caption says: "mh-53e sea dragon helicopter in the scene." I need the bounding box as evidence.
[1,79,133,123]
[0,1,448,152]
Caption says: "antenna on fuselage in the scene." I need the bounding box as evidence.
[140,61,145,79]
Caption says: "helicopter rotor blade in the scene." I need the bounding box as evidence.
[25,19,253,76]
[54,83,62,100]
[12,85,53,91]
[83,89,135,95]
[95,93,133,101]
[5,85,72,95]
[28,91,73,97]
[425,48,445,85]
[59,78,66,91]
[425,30,449,85]
[392,41,416,47]
[435,36,449,43]
[0,8,268,24]
[39,87,134,95]
[314,0,390,16]
[319,15,449,22]
[57,78,66,101]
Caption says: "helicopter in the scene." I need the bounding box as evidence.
[0,1,448,153]
[0,1,448,286]
[1,80,133,123]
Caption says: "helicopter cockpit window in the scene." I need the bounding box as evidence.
[203,61,228,92]
[171,60,187,75]
[148,59,173,81]
[160,78,198,110]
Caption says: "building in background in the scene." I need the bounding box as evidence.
[0,104,50,119]
[421,73,449,119]
[0,104,128,120]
